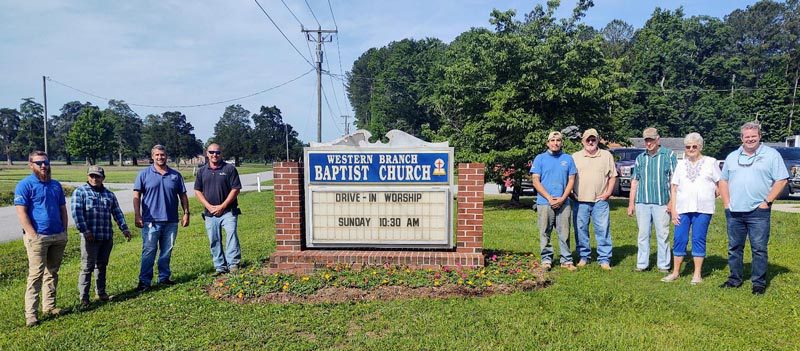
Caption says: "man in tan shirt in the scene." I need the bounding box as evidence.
[571,129,617,270]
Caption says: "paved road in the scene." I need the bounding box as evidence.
[0,171,272,243]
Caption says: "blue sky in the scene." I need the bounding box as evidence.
[0,0,760,145]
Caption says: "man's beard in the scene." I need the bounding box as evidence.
[34,167,51,181]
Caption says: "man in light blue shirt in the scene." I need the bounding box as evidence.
[719,122,788,295]
[531,131,577,271]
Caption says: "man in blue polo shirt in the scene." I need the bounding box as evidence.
[15,150,68,327]
[531,131,577,272]
[628,127,677,272]
[133,145,190,292]
[719,122,788,295]
[194,143,242,275]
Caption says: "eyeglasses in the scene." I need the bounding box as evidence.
[208,151,221,155]
[32,160,50,166]
[737,152,756,167]
[685,145,699,150]
[89,174,103,179]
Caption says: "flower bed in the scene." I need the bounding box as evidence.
[208,253,550,304]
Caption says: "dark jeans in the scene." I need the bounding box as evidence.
[725,208,771,288]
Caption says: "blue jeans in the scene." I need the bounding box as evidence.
[139,222,178,286]
[635,204,671,270]
[725,208,771,288]
[204,211,241,272]
[573,200,612,264]
[673,212,712,257]
[537,203,572,264]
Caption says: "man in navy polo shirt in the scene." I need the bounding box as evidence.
[15,150,68,327]
[133,145,190,292]
[194,143,242,275]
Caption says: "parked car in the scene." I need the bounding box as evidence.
[494,163,535,195]
[610,147,645,196]
[774,147,800,198]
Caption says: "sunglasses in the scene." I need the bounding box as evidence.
[32,160,50,166]
[585,138,597,143]
[89,174,103,179]
[208,151,221,155]
[685,145,699,150]
[737,152,757,167]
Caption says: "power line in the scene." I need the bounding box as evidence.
[321,84,343,134]
[324,54,344,116]
[46,68,315,108]
[327,0,351,111]
[304,0,321,27]
[279,0,304,27]
[253,0,314,69]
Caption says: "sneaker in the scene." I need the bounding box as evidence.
[79,300,90,309]
[634,267,647,272]
[576,260,588,268]
[97,294,113,302]
[560,263,577,272]
[752,286,766,295]
[542,262,552,271]
[718,281,741,289]
[658,268,670,273]
[159,279,176,286]
[600,263,612,271]
[228,265,240,273]
[214,270,228,277]
[42,308,62,316]
[135,283,150,293]
[26,317,39,327]
[661,274,679,282]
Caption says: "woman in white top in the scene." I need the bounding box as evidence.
[662,132,721,284]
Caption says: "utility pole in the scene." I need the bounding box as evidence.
[302,26,337,142]
[42,76,48,154]
[284,123,289,161]
[342,115,351,135]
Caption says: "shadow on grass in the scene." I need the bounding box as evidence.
[483,248,535,258]
[484,197,535,211]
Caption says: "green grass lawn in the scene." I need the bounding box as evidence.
[0,193,798,350]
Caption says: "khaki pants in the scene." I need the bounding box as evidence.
[23,232,67,320]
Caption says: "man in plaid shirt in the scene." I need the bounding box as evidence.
[71,166,131,307]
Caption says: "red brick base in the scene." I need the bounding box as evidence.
[268,162,485,274]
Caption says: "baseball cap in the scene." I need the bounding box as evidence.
[547,131,563,141]
[87,165,105,178]
[642,127,659,139]
[582,128,599,141]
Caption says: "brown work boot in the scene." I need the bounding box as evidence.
[560,262,577,272]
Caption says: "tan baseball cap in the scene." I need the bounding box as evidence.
[582,128,599,141]
[547,131,563,141]
[642,127,659,139]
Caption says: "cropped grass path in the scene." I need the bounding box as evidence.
[0,194,798,350]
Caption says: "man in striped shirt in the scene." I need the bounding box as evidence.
[627,128,677,272]
[71,166,131,307]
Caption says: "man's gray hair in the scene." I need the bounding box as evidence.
[151,144,166,154]
[684,132,704,147]
[740,121,762,136]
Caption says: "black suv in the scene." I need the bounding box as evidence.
[610,147,645,196]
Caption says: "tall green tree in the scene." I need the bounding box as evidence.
[211,104,253,166]
[51,101,94,165]
[105,100,143,166]
[13,98,45,156]
[66,107,115,165]
[0,108,20,164]
[141,111,203,165]
[426,1,620,203]
[250,106,303,163]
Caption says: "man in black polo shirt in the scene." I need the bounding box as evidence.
[194,143,242,274]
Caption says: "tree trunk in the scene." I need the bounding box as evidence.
[131,156,139,166]
[108,153,114,166]
[6,153,12,165]
[234,156,240,167]
[510,183,522,204]
[118,148,123,166]
[65,154,72,165]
